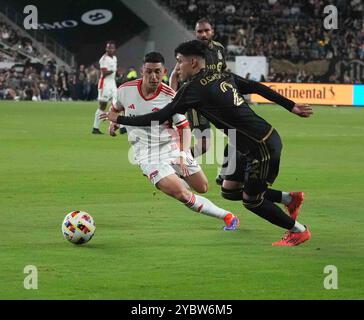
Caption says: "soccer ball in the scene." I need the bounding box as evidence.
[62,211,96,245]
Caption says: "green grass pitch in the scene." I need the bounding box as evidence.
[0,101,363,300]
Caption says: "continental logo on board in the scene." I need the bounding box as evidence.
[250,83,354,105]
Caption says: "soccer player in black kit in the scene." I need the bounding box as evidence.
[170,18,226,159]
[103,40,313,246]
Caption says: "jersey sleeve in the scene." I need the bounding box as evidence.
[113,87,125,111]
[99,57,109,71]
[172,113,189,129]
[232,73,295,111]
[220,45,227,72]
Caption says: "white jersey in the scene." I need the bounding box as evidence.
[115,79,189,164]
[98,54,117,102]
[98,54,117,89]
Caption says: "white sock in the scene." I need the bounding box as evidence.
[281,192,292,205]
[290,221,306,233]
[93,108,102,129]
[184,193,228,219]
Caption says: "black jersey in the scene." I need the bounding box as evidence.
[205,41,227,73]
[180,41,226,131]
[117,70,295,155]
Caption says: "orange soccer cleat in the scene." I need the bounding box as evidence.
[272,227,311,247]
[285,192,304,220]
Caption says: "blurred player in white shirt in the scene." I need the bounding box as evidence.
[92,41,120,134]
[104,52,239,230]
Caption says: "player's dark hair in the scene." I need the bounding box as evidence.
[143,52,165,65]
[106,40,116,46]
[175,40,207,59]
[195,17,213,28]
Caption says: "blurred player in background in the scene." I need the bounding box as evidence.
[92,41,125,134]
[170,18,231,185]
[107,52,240,231]
[170,18,226,159]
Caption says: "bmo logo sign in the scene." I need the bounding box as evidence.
[81,9,113,25]
[24,6,113,30]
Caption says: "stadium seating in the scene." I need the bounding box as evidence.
[159,0,364,83]
[1,0,363,100]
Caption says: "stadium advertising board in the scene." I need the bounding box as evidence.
[7,0,147,65]
[235,56,268,81]
[250,83,364,106]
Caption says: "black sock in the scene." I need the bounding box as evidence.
[247,199,295,229]
[265,189,282,203]
[222,144,229,169]
[218,144,231,177]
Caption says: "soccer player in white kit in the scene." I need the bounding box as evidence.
[106,52,239,230]
[92,41,119,134]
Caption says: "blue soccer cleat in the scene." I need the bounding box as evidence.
[223,214,240,231]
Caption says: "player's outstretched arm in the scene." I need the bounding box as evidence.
[100,102,177,126]
[100,83,198,126]
[232,74,295,111]
[233,75,313,117]
[106,103,124,136]
[179,126,192,153]
[291,104,313,118]
[175,126,192,177]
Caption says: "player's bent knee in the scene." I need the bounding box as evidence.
[221,187,243,201]
[195,183,208,194]
[242,192,264,209]
[242,197,263,209]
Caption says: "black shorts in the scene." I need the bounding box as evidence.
[186,109,211,133]
[220,146,246,182]
[222,129,282,195]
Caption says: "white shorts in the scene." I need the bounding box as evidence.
[98,85,116,102]
[140,153,201,185]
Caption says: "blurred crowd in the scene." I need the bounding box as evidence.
[1,61,112,102]
[265,67,356,83]
[161,0,364,83]
[2,0,363,101]
[161,0,363,60]
[0,16,114,101]
[0,57,170,101]
[0,16,168,101]
[0,19,46,64]
[0,61,166,101]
